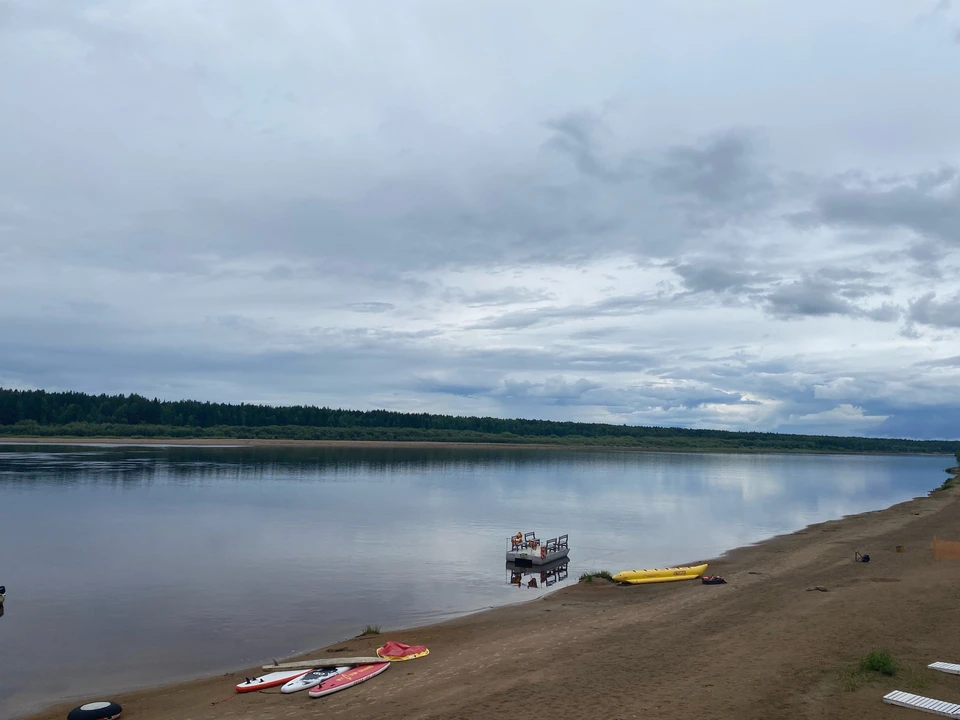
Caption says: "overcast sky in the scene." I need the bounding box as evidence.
[2,1,960,439]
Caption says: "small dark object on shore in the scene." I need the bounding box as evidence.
[701,575,726,585]
[854,551,870,563]
[806,586,829,592]
[748,571,762,575]
[67,701,122,720]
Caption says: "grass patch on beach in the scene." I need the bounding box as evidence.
[840,650,914,692]
[361,625,381,635]
[579,570,613,583]
[860,651,897,675]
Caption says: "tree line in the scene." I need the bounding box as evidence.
[0,387,957,455]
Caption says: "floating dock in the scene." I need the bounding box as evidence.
[506,531,569,567]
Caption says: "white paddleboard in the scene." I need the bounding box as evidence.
[280,665,351,693]
[236,669,310,693]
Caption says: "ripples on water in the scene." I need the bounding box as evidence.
[0,443,948,718]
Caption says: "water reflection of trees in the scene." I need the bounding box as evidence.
[0,444,716,487]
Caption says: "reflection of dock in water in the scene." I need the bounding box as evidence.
[506,557,569,589]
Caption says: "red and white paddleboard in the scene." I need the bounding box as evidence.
[307,662,389,698]
[235,669,311,693]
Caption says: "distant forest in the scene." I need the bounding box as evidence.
[0,387,957,455]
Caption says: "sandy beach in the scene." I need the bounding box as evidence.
[20,470,960,720]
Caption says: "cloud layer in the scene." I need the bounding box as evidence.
[2,0,960,438]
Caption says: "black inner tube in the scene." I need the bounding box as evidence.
[67,700,122,720]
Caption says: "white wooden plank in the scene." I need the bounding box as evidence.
[930,662,960,676]
[261,656,385,671]
[882,690,960,718]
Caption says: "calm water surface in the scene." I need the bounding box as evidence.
[0,443,949,718]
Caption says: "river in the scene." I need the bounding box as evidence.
[0,442,948,718]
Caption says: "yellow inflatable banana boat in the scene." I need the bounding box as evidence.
[612,563,708,584]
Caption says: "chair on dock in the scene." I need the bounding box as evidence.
[882,690,960,718]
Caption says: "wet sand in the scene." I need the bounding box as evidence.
[21,474,960,720]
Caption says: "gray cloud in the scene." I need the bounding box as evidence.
[672,262,772,294]
[109,116,784,276]
[345,302,395,313]
[764,279,863,318]
[653,131,777,215]
[664,262,901,321]
[908,239,949,263]
[470,292,682,330]
[542,111,630,183]
[442,287,557,308]
[915,355,960,368]
[799,168,960,244]
[864,303,902,322]
[764,279,900,321]
[905,239,948,279]
[815,267,882,282]
[756,268,899,320]
[494,377,603,403]
[908,291,960,328]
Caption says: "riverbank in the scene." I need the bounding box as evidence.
[1,435,955,456]
[22,479,960,720]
